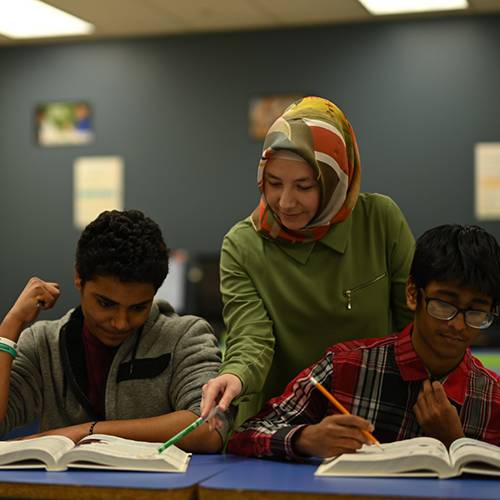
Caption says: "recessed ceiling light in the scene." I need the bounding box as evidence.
[358,0,468,15]
[0,0,94,39]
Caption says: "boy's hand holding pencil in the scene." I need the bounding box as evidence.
[293,377,381,458]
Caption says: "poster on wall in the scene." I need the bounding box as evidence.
[36,101,93,146]
[73,156,124,230]
[248,94,303,140]
[475,143,500,220]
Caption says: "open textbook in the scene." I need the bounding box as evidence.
[315,437,500,479]
[0,434,190,472]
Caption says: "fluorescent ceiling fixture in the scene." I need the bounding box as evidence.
[359,0,468,15]
[0,0,94,39]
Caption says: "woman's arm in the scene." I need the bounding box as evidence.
[202,228,275,417]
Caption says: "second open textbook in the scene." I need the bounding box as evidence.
[315,437,500,479]
[0,434,190,472]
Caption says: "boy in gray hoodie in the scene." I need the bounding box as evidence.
[0,209,224,452]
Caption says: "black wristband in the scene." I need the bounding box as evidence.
[89,421,98,435]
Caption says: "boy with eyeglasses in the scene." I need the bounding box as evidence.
[227,224,500,459]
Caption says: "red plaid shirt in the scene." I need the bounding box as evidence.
[228,324,500,459]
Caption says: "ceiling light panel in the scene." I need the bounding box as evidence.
[0,0,94,39]
[359,0,468,15]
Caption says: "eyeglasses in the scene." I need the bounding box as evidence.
[422,291,497,330]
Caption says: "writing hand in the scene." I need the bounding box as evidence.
[294,414,374,458]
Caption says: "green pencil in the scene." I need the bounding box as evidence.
[158,407,219,454]
[158,418,204,453]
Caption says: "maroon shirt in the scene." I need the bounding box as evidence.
[82,324,117,417]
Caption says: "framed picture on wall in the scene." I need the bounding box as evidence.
[248,93,303,140]
[35,101,94,146]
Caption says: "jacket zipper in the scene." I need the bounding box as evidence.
[344,273,386,310]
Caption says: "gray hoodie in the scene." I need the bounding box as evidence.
[0,300,222,436]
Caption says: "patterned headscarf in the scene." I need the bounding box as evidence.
[250,96,361,243]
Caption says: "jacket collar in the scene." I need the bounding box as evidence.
[59,304,151,417]
[59,307,94,416]
[274,213,352,264]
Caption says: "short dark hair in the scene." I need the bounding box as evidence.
[76,210,169,290]
[410,224,500,306]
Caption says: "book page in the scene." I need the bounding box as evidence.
[0,436,74,469]
[450,438,500,472]
[60,434,191,472]
[327,437,449,462]
[315,437,454,477]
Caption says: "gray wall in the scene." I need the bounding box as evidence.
[1,15,500,318]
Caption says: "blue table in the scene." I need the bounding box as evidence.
[0,454,240,499]
[199,455,500,500]
[1,453,498,500]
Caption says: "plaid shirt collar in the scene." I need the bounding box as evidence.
[395,323,471,405]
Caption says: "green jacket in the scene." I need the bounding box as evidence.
[220,193,415,423]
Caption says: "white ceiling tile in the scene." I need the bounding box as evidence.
[148,0,276,31]
[0,0,498,45]
[45,0,183,34]
[252,0,371,25]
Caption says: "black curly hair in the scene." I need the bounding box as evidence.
[76,210,169,290]
[411,224,500,307]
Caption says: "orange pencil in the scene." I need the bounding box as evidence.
[310,376,382,449]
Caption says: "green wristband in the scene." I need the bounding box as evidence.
[0,343,17,359]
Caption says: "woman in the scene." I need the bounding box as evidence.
[202,96,415,425]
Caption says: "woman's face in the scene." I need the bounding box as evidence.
[263,155,320,230]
